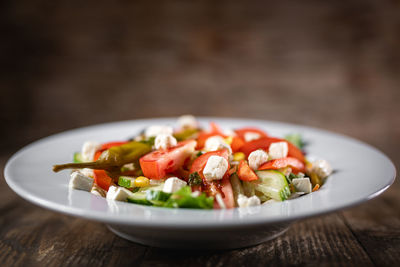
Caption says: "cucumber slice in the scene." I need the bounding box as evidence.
[255,170,291,201]
[127,192,152,205]
[146,190,172,206]
[230,173,244,205]
[118,176,136,188]
[73,152,85,163]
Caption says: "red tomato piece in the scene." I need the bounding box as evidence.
[139,140,197,179]
[93,150,112,191]
[240,137,305,162]
[230,136,245,153]
[189,149,230,180]
[93,170,113,191]
[235,127,268,141]
[258,157,305,173]
[212,178,235,209]
[237,160,258,181]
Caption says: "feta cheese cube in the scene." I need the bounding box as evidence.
[205,136,232,154]
[177,115,198,129]
[69,171,94,191]
[244,132,261,142]
[106,185,132,201]
[237,194,261,208]
[163,177,187,193]
[268,141,288,159]
[292,177,312,193]
[312,159,333,179]
[154,133,177,150]
[248,149,269,170]
[81,141,101,162]
[203,155,229,181]
[145,125,173,138]
[79,168,94,178]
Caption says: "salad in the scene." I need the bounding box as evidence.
[53,115,333,209]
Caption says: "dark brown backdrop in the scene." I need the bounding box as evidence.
[1,1,399,266]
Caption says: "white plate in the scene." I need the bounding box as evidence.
[4,118,396,249]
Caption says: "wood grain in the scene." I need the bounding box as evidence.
[1,0,399,266]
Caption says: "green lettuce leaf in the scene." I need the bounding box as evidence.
[163,186,214,209]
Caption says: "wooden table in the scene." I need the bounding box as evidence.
[1,1,399,266]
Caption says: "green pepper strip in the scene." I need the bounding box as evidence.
[52,141,152,173]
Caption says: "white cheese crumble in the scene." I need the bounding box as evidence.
[163,177,187,193]
[268,141,288,159]
[244,132,261,142]
[312,159,333,179]
[292,177,312,193]
[144,125,173,138]
[79,168,94,178]
[203,155,229,181]
[81,141,101,162]
[177,115,197,129]
[69,171,94,191]
[154,133,177,150]
[237,194,261,208]
[204,136,232,154]
[248,149,269,170]
[106,185,132,201]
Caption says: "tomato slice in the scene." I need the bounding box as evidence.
[240,137,305,162]
[235,127,268,141]
[258,157,305,173]
[230,136,245,153]
[213,178,235,209]
[189,149,230,180]
[139,140,197,179]
[93,150,112,191]
[237,160,258,181]
[196,122,226,149]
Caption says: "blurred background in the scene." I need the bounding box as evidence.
[1,0,399,169]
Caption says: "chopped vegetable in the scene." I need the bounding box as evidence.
[237,160,258,181]
[284,133,304,149]
[254,170,291,201]
[118,176,135,188]
[164,186,214,209]
[258,157,305,173]
[312,184,320,192]
[134,176,150,187]
[188,172,202,186]
[73,152,85,163]
[139,140,196,179]
[53,141,152,174]
[232,152,245,162]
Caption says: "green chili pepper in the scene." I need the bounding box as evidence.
[52,141,152,173]
[173,128,199,141]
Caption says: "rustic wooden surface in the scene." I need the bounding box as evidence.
[1,1,399,266]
